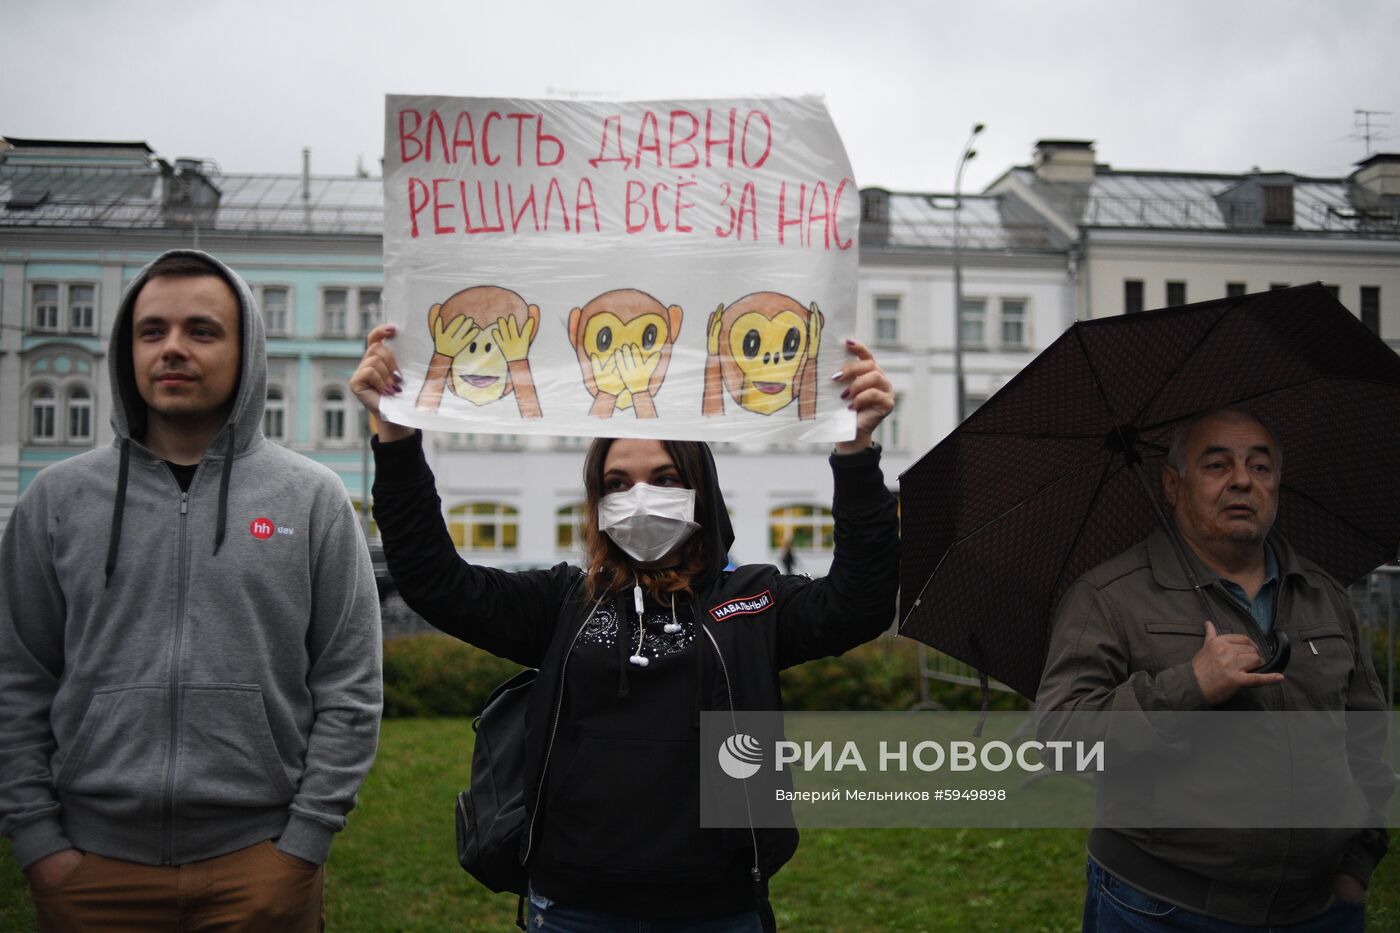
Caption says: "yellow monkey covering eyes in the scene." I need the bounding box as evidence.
[415,285,542,419]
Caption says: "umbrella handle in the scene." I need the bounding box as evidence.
[1252,631,1291,675]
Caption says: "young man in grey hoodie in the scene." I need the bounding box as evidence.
[0,250,382,930]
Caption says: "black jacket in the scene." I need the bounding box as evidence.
[372,434,900,915]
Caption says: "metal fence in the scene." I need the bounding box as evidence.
[1353,566,1399,706]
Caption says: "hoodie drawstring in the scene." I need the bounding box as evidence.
[104,438,132,587]
[104,423,235,584]
[212,427,235,554]
[614,592,631,698]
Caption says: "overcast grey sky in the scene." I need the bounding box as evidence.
[4,0,1397,192]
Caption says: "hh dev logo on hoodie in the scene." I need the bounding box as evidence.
[249,517,294,540]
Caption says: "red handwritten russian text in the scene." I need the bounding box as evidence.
[398,109,565,167]
[406,177,598,237]
[590,108,773,171]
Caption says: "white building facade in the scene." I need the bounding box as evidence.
[12,134,1393,574]
[989,141,1400,346]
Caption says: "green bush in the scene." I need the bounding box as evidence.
[383,631,1029,716]
[382,634,525,718]
[778,636,1030,712]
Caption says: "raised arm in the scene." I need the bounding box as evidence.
[351,325,576,666]
[774,339,899,667]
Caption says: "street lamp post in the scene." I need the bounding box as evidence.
[914,123,984,712]
[952,122,984,424]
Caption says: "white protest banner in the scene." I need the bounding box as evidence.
[380,95,858,442]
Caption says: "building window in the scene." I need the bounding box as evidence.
[66,386,92,442]
[322,288,349,336]
[874,296,901,345]
[359,288,382,335]
[959,298,986,347]
[322,387,348,441]
[556,502,586,551]
[32,284,60,331]
[31,385,57,441]
[1165,281,1186,307]
[1226,282,1247,298]
[874,393,902,451]
[1269,283,1290,291]
[1361,286,1381,335]
[1124,280,1144,314]
[264,387,287,440]
[68,285,96,333]
[448,502,519,551]
[1000,299,1027,348]
[1323,284,1341,301]
[769,504,835,552]
[1262,185,1294,225]
[261,286,290,335]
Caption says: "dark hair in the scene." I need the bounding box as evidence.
[143,253,225,281]
[581,438,711,600]
[1164,408,1284,474]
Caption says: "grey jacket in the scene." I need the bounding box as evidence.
[1036,528,1391,925]
[0,250,382,870]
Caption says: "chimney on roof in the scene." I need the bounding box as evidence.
[859,188,890,245]
[162,158,221,228]
[1351,153,1400,199]
[1215,170,1295,228]
[1033,140,1096,183]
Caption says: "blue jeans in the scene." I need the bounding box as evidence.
[1083,859,1364,932]
[526,888,763,933]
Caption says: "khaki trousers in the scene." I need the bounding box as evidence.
[30,840,324,932]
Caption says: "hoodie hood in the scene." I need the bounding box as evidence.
[104,249,267,584]
[691,442,735,590]
[110,249,267,452]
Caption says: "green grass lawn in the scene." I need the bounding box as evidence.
[3,717,1398,931]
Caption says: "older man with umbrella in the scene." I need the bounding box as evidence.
[899,284,1398,931]
[1038,407,1388,931]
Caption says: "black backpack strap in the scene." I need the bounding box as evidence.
[516,893,527,930]
[754,872,777,932]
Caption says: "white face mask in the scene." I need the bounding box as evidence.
[597,483,700,564]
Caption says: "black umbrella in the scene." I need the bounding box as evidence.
[898,283,1400,699]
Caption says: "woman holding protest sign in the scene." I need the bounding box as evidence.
[351,322,898,932]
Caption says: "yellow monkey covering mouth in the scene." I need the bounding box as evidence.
[568,289,683,419]
[703,292,823,419]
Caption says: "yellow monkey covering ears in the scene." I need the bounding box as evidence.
[702,292,823,419]
[567,288,684,419]
[415,285,542,420]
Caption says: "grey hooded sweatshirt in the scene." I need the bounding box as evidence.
[0,249,382,870]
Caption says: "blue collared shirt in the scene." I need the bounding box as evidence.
[1219,544,1280,633]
